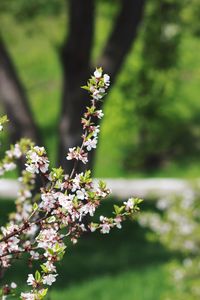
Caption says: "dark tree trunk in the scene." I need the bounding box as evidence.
[58,0,146,174]
[58,0,95,172]
[0,36,40,144]
[98,0,146,83]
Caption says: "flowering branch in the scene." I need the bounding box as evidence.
[0,68,142,300]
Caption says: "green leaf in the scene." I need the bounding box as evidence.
[40,264,48,273]
[99,180,106,189]
[33,203,38,211]
[47,248,54,255]
[0,115,9,124]
[41,289,48,297]
[113,205,125,214]
[81,85,89,91]
[114,205,120,214]
[38,288,48,299]
[35,270,41,282]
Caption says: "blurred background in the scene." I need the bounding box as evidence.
[1,0,200,299]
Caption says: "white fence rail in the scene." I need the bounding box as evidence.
[0,178,196,200]
[0,179,20,199]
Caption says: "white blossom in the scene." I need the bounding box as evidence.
[76,189,86,200]
[124,198,134,210]
[44,261,56,273]
[27,274,35,286]
[21,292,35,300]
[4,162,16,171]
[101,223,111,234]
[10,282,17,289]
[84,138,97,151]
[94,69,102,78]
[103,74,110,85]
[42,274,57,286]
[30,251,40,260]
[96,110,104,119]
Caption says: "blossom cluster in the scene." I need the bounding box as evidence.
[25,146,49,174]
[0,139,33,175]
[0,69,142,300]
[139,187,200,300]
[66,67,110,166]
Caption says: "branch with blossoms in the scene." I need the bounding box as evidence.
[0,68,142,300]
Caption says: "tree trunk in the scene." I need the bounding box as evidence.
[0,36,40,144]
[58,0,95,173]
[58,0,146,174]
[97,0,146,83]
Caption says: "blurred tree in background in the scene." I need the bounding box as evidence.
[0,0,200,177]
[0,0,145,172]
[122,0,200,172]
[124,0,183,171]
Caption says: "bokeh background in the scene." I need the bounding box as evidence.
[1,0,200,299]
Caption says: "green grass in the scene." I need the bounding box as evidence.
[0,199,176,300]
[50,265,170,300]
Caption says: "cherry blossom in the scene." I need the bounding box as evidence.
[27,274,35,287]
[42,274,57,286]
[84,138,98,151]
[94,69,102,78]
[0,69,142,300]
